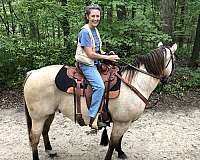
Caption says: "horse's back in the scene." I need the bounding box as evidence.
[24,65,63,91]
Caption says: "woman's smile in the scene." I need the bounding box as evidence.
[87,9,101,28]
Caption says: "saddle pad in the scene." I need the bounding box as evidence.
[55,65,75,92]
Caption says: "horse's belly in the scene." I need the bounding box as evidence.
[58,94,90,124]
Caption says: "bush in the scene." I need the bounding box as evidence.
[0,35,76,89]
[159,67,200,95]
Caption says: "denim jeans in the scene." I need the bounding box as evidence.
[79,63,105,118]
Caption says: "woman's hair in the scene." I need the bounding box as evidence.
[84,4,102,24]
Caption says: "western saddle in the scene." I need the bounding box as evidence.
[66,63,120,127]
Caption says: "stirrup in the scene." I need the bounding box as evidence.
[90,113,107,130]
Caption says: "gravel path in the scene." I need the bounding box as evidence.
[0,90,200,160]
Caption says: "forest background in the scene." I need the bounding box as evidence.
[0,0,200,95]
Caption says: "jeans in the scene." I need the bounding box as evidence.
[79,63,105,118]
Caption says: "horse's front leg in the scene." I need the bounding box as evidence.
[115,136,127,159]
[104,138,116,160]
[42,113,57,157]
[104,121,130,160]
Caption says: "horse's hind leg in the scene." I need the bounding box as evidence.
[42,113,57,157]
[30,119,46,160]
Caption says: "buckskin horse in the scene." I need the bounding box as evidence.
[23,42,177,160]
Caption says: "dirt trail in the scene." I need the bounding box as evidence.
[0,90,200,160]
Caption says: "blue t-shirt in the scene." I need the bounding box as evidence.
[78,28,100,53]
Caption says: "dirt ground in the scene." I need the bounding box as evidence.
[0,90,200,160]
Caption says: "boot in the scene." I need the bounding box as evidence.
[89,114,107,130]
[89,117,95,127]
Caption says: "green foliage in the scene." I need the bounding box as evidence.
[178,68,200,90]
[0,34,76,89]
[160,67,200,95]
[100,16,170,58]
[0,0,199,92]
[0,0,79,89]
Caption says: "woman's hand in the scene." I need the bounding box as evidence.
[106,54,120,62]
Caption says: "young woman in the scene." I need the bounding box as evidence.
[75,4,120,129]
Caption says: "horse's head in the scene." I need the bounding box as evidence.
[120,42,177,84]
[158,42,177,80]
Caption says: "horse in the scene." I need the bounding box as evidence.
[23,42,177,160]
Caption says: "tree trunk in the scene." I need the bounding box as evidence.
[160,0,176,37]
[52,22,55,46]
[7,1,16,34]
[27,1,39,41]
[143,0,147,14]
[1,0,10,35]
[189,15,200,69]
[131,6,136,19]
[57,21,61,47]
[107,4,113,29]
[117,4,126,20]
[60,0,70,47]
[151,0,155,24]
[28,10,38,40]
[178,0,186,49]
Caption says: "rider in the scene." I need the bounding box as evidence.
[75,4,120,129]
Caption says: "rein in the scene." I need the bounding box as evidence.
[127,64,161,80]
[165,46,175,76]
[115,72,149,105]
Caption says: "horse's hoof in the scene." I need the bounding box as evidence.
[85,129,98,135]
[118,152,127,159]
[46,150,58,158]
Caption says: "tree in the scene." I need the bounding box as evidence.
[177,0,186,48]
[59,0,70,47]
[160,0,176,37]
[189,14,200,69]
[117,4,126,20]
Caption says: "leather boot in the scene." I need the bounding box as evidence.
[89,117,95,127]
[89,116,107,130]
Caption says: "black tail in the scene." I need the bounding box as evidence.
[23,71,33,142]
[100,128,109,146]
[24,100,32,139]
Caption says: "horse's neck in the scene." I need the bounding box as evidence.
[122,65,160,99]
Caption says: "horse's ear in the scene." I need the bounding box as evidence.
[158,42,163,47]
[170,43,177,53]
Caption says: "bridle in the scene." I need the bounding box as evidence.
[115,46,175,106]
[164,46,175,77]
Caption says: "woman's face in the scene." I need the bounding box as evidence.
[87,9,101,28]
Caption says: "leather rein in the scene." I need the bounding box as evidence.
[115,46,174,105]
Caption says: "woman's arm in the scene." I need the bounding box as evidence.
[83,47,120,62]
